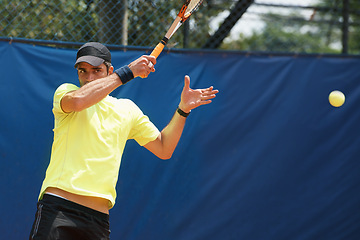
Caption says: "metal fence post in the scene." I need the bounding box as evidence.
[342,0,349,54]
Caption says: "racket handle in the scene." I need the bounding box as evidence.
[150,37,169,59]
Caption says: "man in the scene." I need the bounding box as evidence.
[29,42,218,240]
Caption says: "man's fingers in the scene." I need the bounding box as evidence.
[137,55,156,78]
[184,75,190,90]
[145,55,156,66]
[144,55,156,68]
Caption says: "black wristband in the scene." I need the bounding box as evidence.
[114,65,134,84]
[177,107,190,118]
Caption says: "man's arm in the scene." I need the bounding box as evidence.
[61,55,156,113]
[144,75,218,159]
[61,73,121,113]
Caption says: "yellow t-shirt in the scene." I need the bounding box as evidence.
[39,83,160,208]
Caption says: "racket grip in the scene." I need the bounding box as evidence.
[150,37,168,59]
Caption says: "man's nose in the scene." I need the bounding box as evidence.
[87,73,96,81]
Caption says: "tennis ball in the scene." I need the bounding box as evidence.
[329,90,345,107]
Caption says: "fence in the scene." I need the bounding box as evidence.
[1,0,359,54]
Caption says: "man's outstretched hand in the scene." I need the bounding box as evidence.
[178,75,219,113]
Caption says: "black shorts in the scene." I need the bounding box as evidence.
[29,194,110,240]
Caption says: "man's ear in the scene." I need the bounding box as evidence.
[108,65,114,75]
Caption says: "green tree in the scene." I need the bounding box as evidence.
[220,1,360,54]
[0,0,233,49]
[222,12,338,53]
[315,0,360,54]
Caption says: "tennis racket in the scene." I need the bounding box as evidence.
[150,0,203,59]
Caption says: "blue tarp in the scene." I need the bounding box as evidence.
[1,41,360,239]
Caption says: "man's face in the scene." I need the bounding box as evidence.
[77,62,112,87]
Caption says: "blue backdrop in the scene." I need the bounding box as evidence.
[1,41,360,239]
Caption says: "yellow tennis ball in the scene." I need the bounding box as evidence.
[329,90,345,107]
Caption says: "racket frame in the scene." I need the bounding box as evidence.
[150,0,203,59]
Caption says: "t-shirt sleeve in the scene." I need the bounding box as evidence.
[127,100,160,146]
[53,83,79,114]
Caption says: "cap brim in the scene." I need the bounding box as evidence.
[74,56,105,68]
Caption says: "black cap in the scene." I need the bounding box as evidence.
[74,42,111,68]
